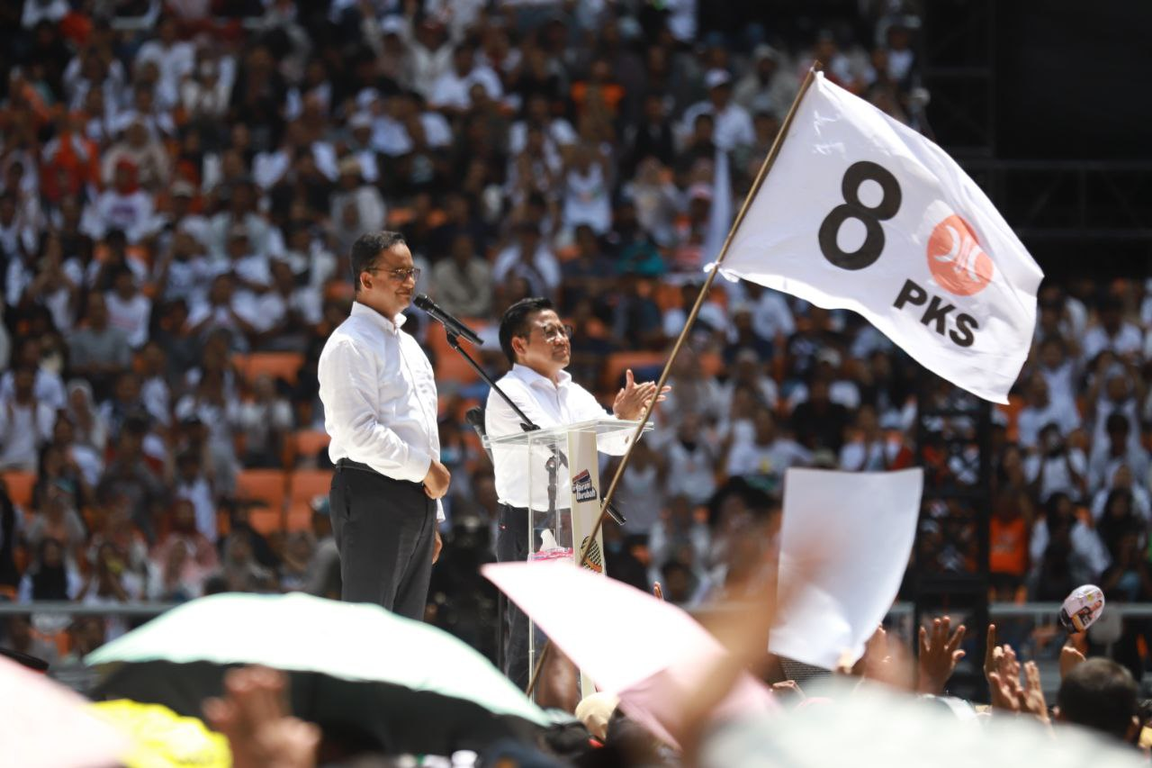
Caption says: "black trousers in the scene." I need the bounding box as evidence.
[495,504,551,689]
[329,460,436,620]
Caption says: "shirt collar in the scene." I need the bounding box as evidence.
[351,300,407,333]
[511,363,571,391]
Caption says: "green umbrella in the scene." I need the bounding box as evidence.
[86,592,552,755]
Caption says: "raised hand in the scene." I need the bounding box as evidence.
[203,666,319,768]
[916,616,966,695]
[612,369,670,420]
[1059,643,1086,680]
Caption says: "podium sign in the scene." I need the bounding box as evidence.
[488,418,652,699]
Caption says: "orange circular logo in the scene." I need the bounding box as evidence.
[926,214,994,296]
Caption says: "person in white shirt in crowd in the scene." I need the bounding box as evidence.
[104,266,152,349]
[330,157,387,256]
[82,160,159,244]
[493,221,561,300]
[67,294,132,400]
[726,404,811,484]
[560,142,613,236]
[0,366,57,472]
[1090,464,1152,525]
[1084,296,1142,363]
[1029,492,1111,591]
[236,373,295,468]
[173,450,217,544]
[1016,373,1080,451]
[206,182,282,261]
[100,119,170,192]
[0,338,66,412]
[253,260,323,348]
[429,233,493,319]
[508,93,577,158]
[1033,335,1078,412]
[137,341,171,429]
[647,492,711,590]
[732,44,798,117]
[222,226,272,314]
[839,404,899,472]
[154,227,215,306]
[318,231,449,617]
[1088,413,1150,495]
[135,16,195,109]
[786,349,862,412]
[664,409,720,507]
[1088,364,1142,455]
[402,16,457,102]
[486,296,666,687]
[429,42,503,114]
[1025,423,1088,504]
[186,272,259,351]
[680,69,755,153]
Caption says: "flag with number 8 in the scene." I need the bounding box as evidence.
[713,71,1043,404]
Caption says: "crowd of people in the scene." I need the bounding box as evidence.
[0,0,1148,705]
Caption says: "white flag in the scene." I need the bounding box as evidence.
[715,72,1043,403]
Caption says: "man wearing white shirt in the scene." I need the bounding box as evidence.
[680,70,755,152]
[485,296,665,687]
[429,44,503,113]
[318,232,449,618]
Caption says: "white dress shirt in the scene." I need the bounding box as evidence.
[486,364,628,511]
[319,302,443,519]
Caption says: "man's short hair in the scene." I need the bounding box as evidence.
[349,231,406,293]
[1057,657,1139,740]
[498,297,553,365]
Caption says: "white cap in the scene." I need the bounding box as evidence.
[380,15,405,35]
[705,68,732,89]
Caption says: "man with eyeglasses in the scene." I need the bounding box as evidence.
[486,296,667,687]
[317,231,448,619]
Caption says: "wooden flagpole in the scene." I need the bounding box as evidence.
[525,65,823,698]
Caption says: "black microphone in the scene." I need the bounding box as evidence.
[414,294,483,346]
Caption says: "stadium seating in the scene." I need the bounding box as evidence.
[287,469,333,531]
[235,469,287,534]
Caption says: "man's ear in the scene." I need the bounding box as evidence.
[1127,714,1141,745]
[511,335,526,360]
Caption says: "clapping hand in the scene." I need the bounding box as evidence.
[612,369,670,420]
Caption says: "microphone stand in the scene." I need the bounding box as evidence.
[446,331,536,432]
[444,330,626,526]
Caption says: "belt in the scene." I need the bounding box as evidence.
[336,459,419,488]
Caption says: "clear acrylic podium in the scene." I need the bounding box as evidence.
[487,418,653,699]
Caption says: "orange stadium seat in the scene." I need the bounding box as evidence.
[287,470,333,531]
[292,430,331,466]
[235,352,306,386]
[1,471,36,511]
[428,322,486,385]
[235,469,287,533]
[602,351,667,391]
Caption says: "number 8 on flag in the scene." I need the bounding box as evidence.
[714,71,1043,404]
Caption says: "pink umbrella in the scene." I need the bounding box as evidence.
[482,561,776,747]
[0,655,129,768]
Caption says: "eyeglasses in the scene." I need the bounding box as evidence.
[367,266,421,283]
[538,324,574,342]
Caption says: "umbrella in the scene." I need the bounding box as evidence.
[0,654,129,768]
[701,680,1146,768]
[85,592,552,755]
[482,561,776,747]
[91,700,230,768]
